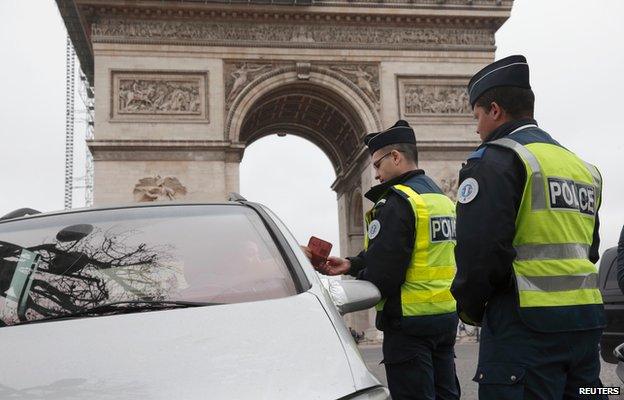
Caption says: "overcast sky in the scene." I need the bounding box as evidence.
[1,0,623,258]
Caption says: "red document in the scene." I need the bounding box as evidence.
[307,236,333,268]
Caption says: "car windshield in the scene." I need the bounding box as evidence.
[0,205,297,327]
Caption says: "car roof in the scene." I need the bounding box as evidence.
[0,201,254,225]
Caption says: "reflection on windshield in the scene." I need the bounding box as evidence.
[0,206,297,326]
[0,227,179,325]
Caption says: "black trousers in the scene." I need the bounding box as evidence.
[383,330,460,400]
[476,295,606,400]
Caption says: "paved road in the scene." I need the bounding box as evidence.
[358,341,623,399]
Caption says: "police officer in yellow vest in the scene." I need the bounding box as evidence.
[451,55,607,399]
[315,120,460,400]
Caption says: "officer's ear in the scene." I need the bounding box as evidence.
[488,101,506,121]
[391,149,402,165]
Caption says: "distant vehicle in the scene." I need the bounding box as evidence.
[598,246,622,364]
[0,201,389,400]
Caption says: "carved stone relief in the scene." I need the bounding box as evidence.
[133,176,188,202]
[403,85,470,115]
[93,19,494,50]
[349,188,364,234]
[224,61,380,112]
[296,62,312,80]
[328,64,380,106]
[223,61,381,140]
[398,76,472,124]
[439,176,459,201]
[224,62,277,108]
[112,72,208,122]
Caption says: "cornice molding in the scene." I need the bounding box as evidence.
[56,0,94,82]
[87,139,245,150]
[76,0,512,14]
[92,19,496,53]
[60,0,512,85]
[87,139,246,161]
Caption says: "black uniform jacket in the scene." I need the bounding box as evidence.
[451,118,602,332]
[347,170,458,347]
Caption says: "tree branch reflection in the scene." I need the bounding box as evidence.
[0,226,178,325]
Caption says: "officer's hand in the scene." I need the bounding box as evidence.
[321,256,351,276]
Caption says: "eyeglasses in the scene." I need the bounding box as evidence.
[372,152,393,170]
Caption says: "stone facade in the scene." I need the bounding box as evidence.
[57,0,513,338]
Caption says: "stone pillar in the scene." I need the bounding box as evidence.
[225,146,244,196]
[336,191,350,259]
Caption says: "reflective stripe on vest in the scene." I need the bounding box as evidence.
[515,243,589,261]
[490,137,547,210]
[488,133,603,308]
[516,273,598,292]
[366,184,457,317]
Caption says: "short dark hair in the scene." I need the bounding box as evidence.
[382,143,418,165]
[474,86,535,119]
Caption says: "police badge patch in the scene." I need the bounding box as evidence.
[368,220,381,240]
[458,178,479,204]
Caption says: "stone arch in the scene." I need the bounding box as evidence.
[227,66,381,150]
[229,65,376,269]
[227,68,380,178]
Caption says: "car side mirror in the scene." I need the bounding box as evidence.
[321,278,381,315]
[614,343,624,362]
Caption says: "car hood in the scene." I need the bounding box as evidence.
[0,293,359,400]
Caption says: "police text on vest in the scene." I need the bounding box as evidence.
[547,178,595,215]
[430,217,456,242]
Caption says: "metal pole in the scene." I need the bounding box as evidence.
[64,36,75,210]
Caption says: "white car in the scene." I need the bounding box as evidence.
[0,201,388,399]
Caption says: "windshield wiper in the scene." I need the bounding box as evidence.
[14,300,220,326]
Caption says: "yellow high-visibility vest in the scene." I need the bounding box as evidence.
[488,135,603,309]
[365,184,457,317]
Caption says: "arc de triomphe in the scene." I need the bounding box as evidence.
[57,0,512,336]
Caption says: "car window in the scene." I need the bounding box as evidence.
[259,205,315,276]
[0,205,297,326]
